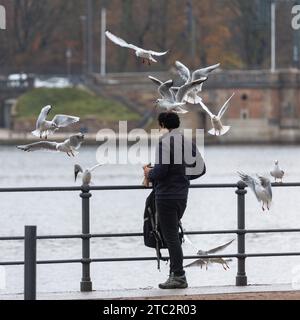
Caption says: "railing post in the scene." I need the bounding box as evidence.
[235,181,248,286]
[80,186,92,292]
[24,225,37,300]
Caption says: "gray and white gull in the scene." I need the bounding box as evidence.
[105,31,168,65]
[175,61,220,104]
[184,236,234,270]
[199,93,235,136]
[270,160,284,183]
[238,172,272,211]
[74,163,102,186]
[32,105,79,139]
[148,76,207,113]
[17,133,84,157]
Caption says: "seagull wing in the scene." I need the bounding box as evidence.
[192,63,220,80]
[199,100,214,118]
[36,105,52,128]
[69,133,84,150]
[238,172,259,200]
[175,61,191,83]
[206,239,235,254]
[184,258,207,268]
[148,50,168,56]
[158,80,174,101]
[88,163,102,172]
[148,76,163,86]
[258,176,272,198]
[217,93,235,119]
[52,115,80,128]
[172,106,188,114]
[176,78,207,102]
[148,77,178,97]
[105,31,139,51]
[17,141,58,152]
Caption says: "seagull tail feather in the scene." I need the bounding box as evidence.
[208,126,231,136]
[185,95,202,105]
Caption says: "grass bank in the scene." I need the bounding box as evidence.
[16,87,140,121]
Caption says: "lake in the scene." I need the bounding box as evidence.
[0,144,300,294]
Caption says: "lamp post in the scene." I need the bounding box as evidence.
[271,0,276,72]
[100,7,106,77]
[87,0,93,74]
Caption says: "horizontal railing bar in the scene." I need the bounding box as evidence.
[1,228,300,241]
[0,259,82,266]
[91,252,300,262]
[2,251,300,266]
[0,236,25,241]
[1,182,300,193]
[245,228,300,234]
[0,255,238,266]
[91,254,239,262]
[245,252,300,258]
[0,187,82,193]
[38,235,83,240]
[89,184,238,190]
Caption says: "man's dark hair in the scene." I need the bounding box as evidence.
[158,112,180,129]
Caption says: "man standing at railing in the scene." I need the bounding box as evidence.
[143,112,206,289]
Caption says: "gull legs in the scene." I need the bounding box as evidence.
[67,150,75,157]
[142,58,151,66]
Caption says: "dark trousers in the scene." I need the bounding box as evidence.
[156,198,187,276]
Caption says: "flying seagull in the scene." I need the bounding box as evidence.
[17,133,84,157]
[238,172,272,211]
[199,93,235,136]
[183,236,234,270]
[175,61,220,104]
[149,76,207,113]
[32,105,79,139]
[74,163,102,186]
[105,31,168,65]
[270,160,284,183]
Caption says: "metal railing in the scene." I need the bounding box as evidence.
[1,182,300,300]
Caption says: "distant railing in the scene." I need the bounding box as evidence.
[1,182,300,300]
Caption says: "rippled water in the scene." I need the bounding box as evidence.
[0,144,300,294]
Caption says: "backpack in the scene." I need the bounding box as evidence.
[143,190,184,270]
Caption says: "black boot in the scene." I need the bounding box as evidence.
[158,272,188,289]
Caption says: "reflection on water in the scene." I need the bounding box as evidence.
[0,145,300,293]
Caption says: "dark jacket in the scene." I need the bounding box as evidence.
[148,129,205,199]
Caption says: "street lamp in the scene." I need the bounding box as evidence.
[100,7,106,77]
[271,0,276,72]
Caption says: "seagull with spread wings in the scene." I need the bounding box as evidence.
[74,163,102,186]
[17,133,84,157]
[105,31,168,65]
[183,236,234,270]
[199,93,235,136]
[238,172,272,211]
[149,76,207,113]
[175,61,220,104]
[32,105,79,139]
